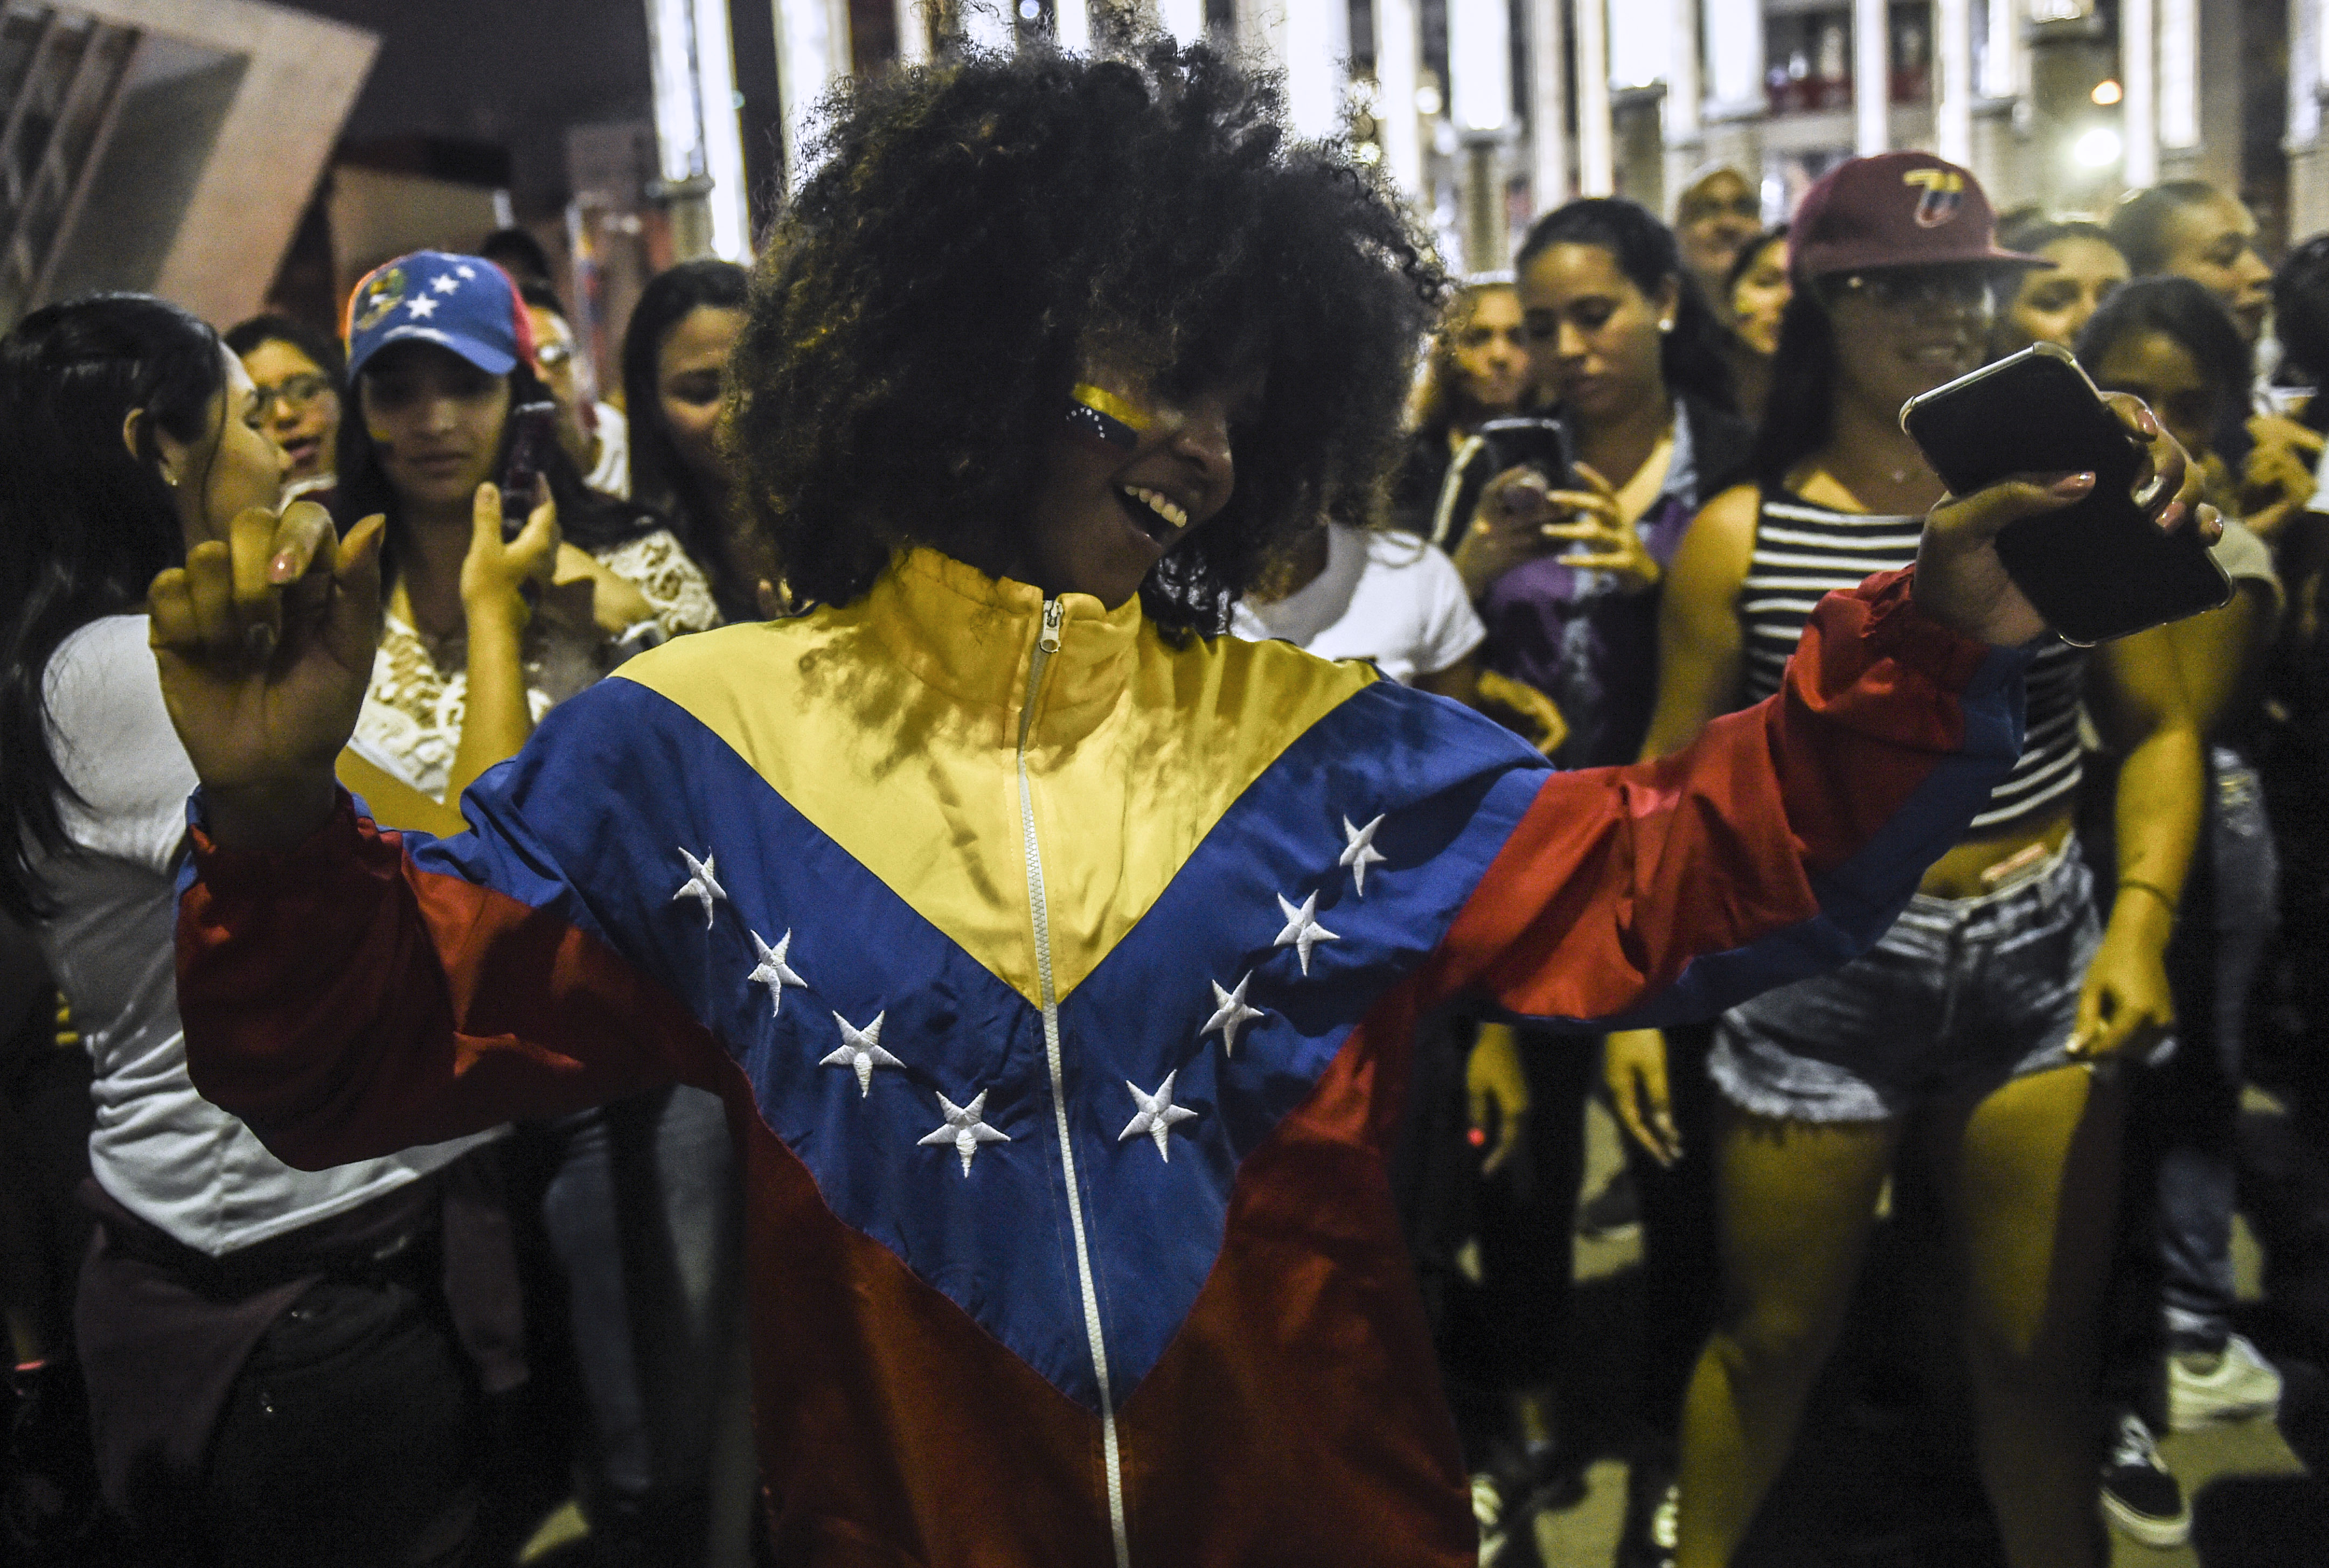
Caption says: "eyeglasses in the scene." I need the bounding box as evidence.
[253,372,333,413]
[1823,270,1995,310]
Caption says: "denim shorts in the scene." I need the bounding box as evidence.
[1709,837,2099,1123]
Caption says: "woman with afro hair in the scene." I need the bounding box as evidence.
[149,37,2185,1566]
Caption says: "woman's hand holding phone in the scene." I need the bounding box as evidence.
[460,479,559,631]
[1543,462,1659,593]
[1913,393,2216,647]
[1453,466,1558,597]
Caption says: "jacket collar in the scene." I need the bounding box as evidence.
[865,548,1146,748]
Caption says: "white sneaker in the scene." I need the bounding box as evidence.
[2167,1333,2283,1431]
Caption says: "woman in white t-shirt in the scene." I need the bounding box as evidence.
[0,295,551,1565]
[1233,518,1566,749]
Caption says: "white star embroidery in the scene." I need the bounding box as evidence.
[819,1011,902,1097]
[746,929,805,1016]
[1339,813,1388,896]
[432,274,461,294]
[1201,974,1264,1056]
[1118,1071,1200,1160]
[1274,891,1339,976]
[919,1089,1011,1175]
[405,294,441,319]
[455,263,477,278]
[671,848,726,927]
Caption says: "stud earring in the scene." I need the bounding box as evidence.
[1658,318,1674,334]
[161,471,179,488]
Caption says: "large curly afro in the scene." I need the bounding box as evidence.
[725,34,1443,636]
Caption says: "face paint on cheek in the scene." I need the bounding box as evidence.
[1065,383,1152,451]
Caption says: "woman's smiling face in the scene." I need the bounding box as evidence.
[1006,364,1259,608]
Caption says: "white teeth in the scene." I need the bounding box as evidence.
[1123,485,1188,531]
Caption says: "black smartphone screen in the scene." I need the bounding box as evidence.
[1470,416,1574,492]
[499,401,560,539]
[1900,344,2229,644]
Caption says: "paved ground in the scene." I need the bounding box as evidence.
[1527,1101,2323,1568]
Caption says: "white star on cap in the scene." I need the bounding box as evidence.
[432,274,461,294]
[819,1011,902,1097]
[1118,1071,1200,1160]
[1339,813,1388,896]
[746,929,805,1016]
[405,295,441,319]
[1201,974,1263,1056]
[1273,891,1339,976]
[671,848,726,927]
[919,1089,1011,1175]
[455,263,477,278]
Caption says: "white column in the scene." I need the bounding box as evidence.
[1054,0,1092,52]
[770,0,854,196]
[2157,0,2196,156]
[1449,0,1512,135]
[1527,0,1569,211]
[1853,0,1888,154]
[1935,0,1971,163]
[648,0,755,258]
[1704,0,1762,112]
[1665,0,1700,148]
[895,0,930,63]
[1157,0,1206,45]
[1575,0,1614,195]
[1607,2,1670,94]
[1981,0,2025,100]
[2123,0,2158,187]
[1246,0,1346,140]
[1375,0,1425,202]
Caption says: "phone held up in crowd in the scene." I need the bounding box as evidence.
[1901,342,2230,645]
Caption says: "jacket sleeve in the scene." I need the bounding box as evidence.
[176,696,720,1172]
[1431,567,2032,1029]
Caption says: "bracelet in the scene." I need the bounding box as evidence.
[2116,878,2178,916]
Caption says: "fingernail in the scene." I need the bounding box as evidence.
[245,623,276,662]
[2053,472,2097,496]
[268,552,298,583]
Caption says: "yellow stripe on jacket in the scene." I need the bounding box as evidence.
[615,548,1378,1005]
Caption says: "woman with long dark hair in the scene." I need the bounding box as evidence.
[621,258,778,622]
[0,292,546,1566]
[149,46,2177,1564]
[1642,154,2205,1568]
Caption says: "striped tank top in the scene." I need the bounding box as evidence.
[1742,487,2087,834]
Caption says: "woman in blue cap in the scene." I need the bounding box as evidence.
[335,252,746,1559]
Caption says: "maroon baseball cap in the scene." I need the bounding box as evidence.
[1788,151,2047,287]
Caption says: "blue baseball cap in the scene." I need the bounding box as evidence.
[342,250,535,378]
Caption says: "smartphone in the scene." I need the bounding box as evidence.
[1470,416,1574,493]
[499,401,560,540]
[1900,343,2229,645]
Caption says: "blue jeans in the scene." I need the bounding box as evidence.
[2151,749,2279,1346]
[537,1085,746,1524]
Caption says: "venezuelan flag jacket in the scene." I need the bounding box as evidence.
[178,548,2028,1566]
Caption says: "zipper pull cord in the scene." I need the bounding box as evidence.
[1039,598,1063,653]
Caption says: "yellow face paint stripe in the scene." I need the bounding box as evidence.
[1070,383,1154,431]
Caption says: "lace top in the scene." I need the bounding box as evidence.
[352,529,719,802]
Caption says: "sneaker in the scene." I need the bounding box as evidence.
[2099,1410,2191,1548]
[1578,1167,1641,1240]
[1614,1459,1677,1568]
[2167,1332,2283,1431]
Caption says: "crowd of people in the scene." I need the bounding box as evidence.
[0,36,2318,1568]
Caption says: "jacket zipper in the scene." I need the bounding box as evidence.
[1016,597,1131,1568]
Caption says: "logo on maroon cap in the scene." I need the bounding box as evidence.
[1904,168,1965,229]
